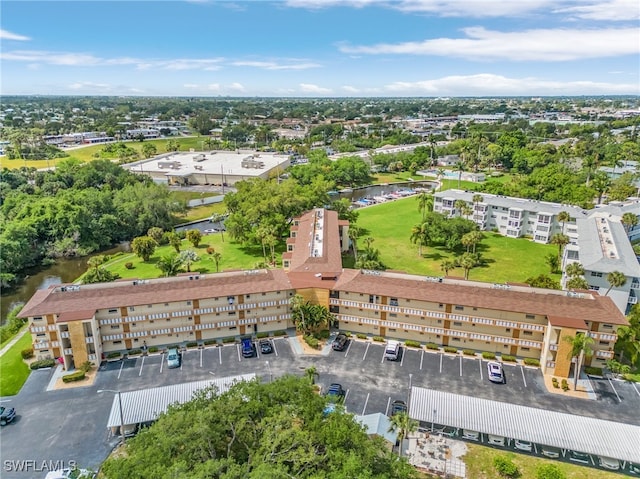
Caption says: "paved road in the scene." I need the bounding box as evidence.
[1,335,639,478]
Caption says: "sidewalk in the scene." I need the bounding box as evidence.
[0,327,28,357]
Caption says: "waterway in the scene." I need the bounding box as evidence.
[334,180,437,202]
[1,244,128,323]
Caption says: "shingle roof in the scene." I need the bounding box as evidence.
[288,209,343,274]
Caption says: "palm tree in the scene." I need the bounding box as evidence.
[622,212,638,234]
[178,250,199,273]
[565,262,585,278]
[563,333,594,391]
[410,223,428,257]
[156,253,184,277]
[211,251,222,272]
[550,233,570,262]
[472,194,483,219]
[557,211,570,235]
[348,226,362,261]
[615,315,640,365]
[416,192,433,221]
[305,366,319,385]
[591,171,610,204]
[455,161,465,188]
[454,199,466,218]
[566,277,589,290]
[440,259,456,277]
[460,204,473,220]
[457,252,478,280]
[388,412,418,457]
[605,271,627,296]
[210,213,226,243]
[436,167,446,191]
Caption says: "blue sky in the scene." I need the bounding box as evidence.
[1,0,639,97]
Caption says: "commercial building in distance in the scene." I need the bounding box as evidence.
[20,209,627,381]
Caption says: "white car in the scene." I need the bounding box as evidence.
[487,361,504,383]
[599,456,620,470]
[203,228,218,233]
[514,439,533,452]
[44,469,95,479]
[487,434,505,446]
[541,445,560,458]
[384,340,400,361]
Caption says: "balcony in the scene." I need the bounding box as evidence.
[60,331,70,338]
[549,344,558,351]
[85,336,94,344]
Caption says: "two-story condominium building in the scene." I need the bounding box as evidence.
[19,208,627,380]
[434,189,588,243]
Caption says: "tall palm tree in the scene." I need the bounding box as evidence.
[156,253,184,277]
[178,250,199,273]
[436,167,446,191]
[440,259,456,277]
[605,271,627,296]
[416,192,433,221]
[388,411,418,457]
[455,161,465,188]
[557,211,570,235]
[550,233,570,262]
[211,251,222,272]
[565,262,585,278]
[472,194,483,216]
[305,366,319,385]
[410,223,428,257]
[566,277,589,290]
[591,171,610,205]
[563,333,594,391]
[622,212,638,234]
[348,226,362,261]
[210,213,226,243]
[457,253,478,280]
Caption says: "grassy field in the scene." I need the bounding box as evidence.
[355,196,560,284]
[464,443,626,479]
[99,234,284,281]
[0,331,32,396]
[177,202,227,223]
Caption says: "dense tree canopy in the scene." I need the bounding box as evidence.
[101,376,416,479]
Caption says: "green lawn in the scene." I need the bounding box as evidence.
[355,196,560,284]
[0,331,32,396]
[100,234,285,281]
[464,443,626,479]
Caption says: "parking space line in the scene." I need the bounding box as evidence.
[439,353,443,373]
[362,392,370,415]
[344,340,353,358]
[256,342,260,359]
[420,350,424,370]
[236,344,241,362]
[138,356,145,377]
[478,358,483,380]
[180,350,184,370]
[199,348,203,368]
[272,340,279,357]
[344,389,350,411]
[459,356,463,377]
[633,382,640,398]
[400,348,406,367]
[118,360,125,379]
[380,346,386,364]
[520,365,527,388]
[218,347,222,365]
[607,376,622,402]
[385,397,391,416]
[160,353,164,373]
[363,342,370,361]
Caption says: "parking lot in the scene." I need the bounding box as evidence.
[1,335,639,478]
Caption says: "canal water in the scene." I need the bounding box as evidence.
[335,180,437,202]
[1,244,128,323]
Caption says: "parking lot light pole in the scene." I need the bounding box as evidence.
[266,361,273,383]
[432,409,436,433]
[408,374,413,412]
[98,389,125,445]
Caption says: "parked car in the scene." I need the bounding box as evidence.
[461,429,480,441]
[0,405,16,426]
[203,228,218,233]
[487,361,504,383]
[241,337,255,358]
[384,340,400,361]
[514,439,533,452]
[598,456,620,470]
[332,333,348,351]
[325,383,345,400]
[487,434,505,446]
[44,468,95,479]
[259,339,273,354]
[540,445,561,458]
[629,462,640,475]
[569,450,591,464]
[166,348,180,369]
[390,400,407,416]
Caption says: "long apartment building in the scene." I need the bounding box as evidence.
[435,190,640,314]
[20,208,627,380]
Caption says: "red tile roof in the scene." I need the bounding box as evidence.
[57,309,96,323]
[288,209,343,274]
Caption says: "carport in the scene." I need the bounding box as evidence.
[409,387,640,464]
[105,373,256,433]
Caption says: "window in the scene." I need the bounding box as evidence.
[390,297,399,306]
[599,341,609,346]
[521,347,530,351]
[108,309,118,314]
[129,306,135,312]
[389,313,397,318]
[389,328,397,332]
[228,311,236,315]
[453,322,462,326]
[33,316,43,321]
[523,331,533,336]
[188,317,193,321]
[590,272,603,278]
[454,305,464,311]
[602,324,613,329]
[186,301,192,305]
[229,326,237,330]
[165,303,169,306]
[147,304,152,308]
[525,314,535,320]
[245,294,251,299]
[113,340,122,345]
[110,325,120,330]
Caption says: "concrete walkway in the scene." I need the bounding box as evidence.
[0,327,28,357]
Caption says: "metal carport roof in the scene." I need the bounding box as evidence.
[106,374,255,428]
[409,387,640,462]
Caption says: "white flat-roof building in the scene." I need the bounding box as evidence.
[124,149,290,186]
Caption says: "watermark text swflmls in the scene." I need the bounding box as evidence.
[3,459,77,472]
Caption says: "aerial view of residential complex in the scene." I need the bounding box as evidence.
[1,1,639,478]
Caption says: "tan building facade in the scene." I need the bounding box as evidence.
[20,208,627,378]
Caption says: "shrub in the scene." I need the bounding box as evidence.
[80,361,94,373]
[256,332,268,339]
[30,359,56,370]
[186,341,198,348]
[222,337,237,344]
[0,305,27,344]
[203,339,217,346]
[552,377,559,389]
[314,330,330,340]
[463,349,476,356]
[148,346,159,353]
[444,346,458,354]
[62,371,86,383]
[523,358,540,367]
[405,340,421,348]
[493,456,519,478]
[372,336,385,342]
[206,247,215,255]
[304,335,319,349]
[501,355,516,362]
[356,333,367,340]
[584,366,603,376]
[426,343,440,350]
[561,379,569,391]
[482,351,496,360]
[343,331,352,337]
[106,352,121,359]
[536,463,566,479]
[273,330,287,337]
[124,262,134,270]
[128,349,142,356]
[21,348,34,359]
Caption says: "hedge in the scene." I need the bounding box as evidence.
[203,339,217,346]
[444,346,458,354]
[523,358,540,367]
[148,346,159,353]
[584,366,603,376]
[343,331,352,337]
[273,330,287,337]
[186,341,198,348]
[222,337,237,344]
[30,359,56,370]
[106,352,121,359]
[21,348,34,359]
[372,336,385,342]
[405,340,421,348]
[128,349,142,356]
[561,379,569,391]
[552,377,559,389]
[463,349,476,356]
[304,335,319,349]
[356,333,367,340]
[501,355,516,362]
[62,371,86,383]
[481,352,496,360]
[426,343,440,350]
[256,332,269,339]
[315,330,331,340]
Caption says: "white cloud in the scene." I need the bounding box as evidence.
[339,27,639,61]
[228,82,245,92]
[68,81,111,91]
[554,0,639,21]
[184,84,200,89]
[0,29,31,41]
[384,73,640,95]
[342,85,360,93]
[299,83,333,94]
[231,60,321,70]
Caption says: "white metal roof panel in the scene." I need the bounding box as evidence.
[409,387,640,462]
[106,374,255,428]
